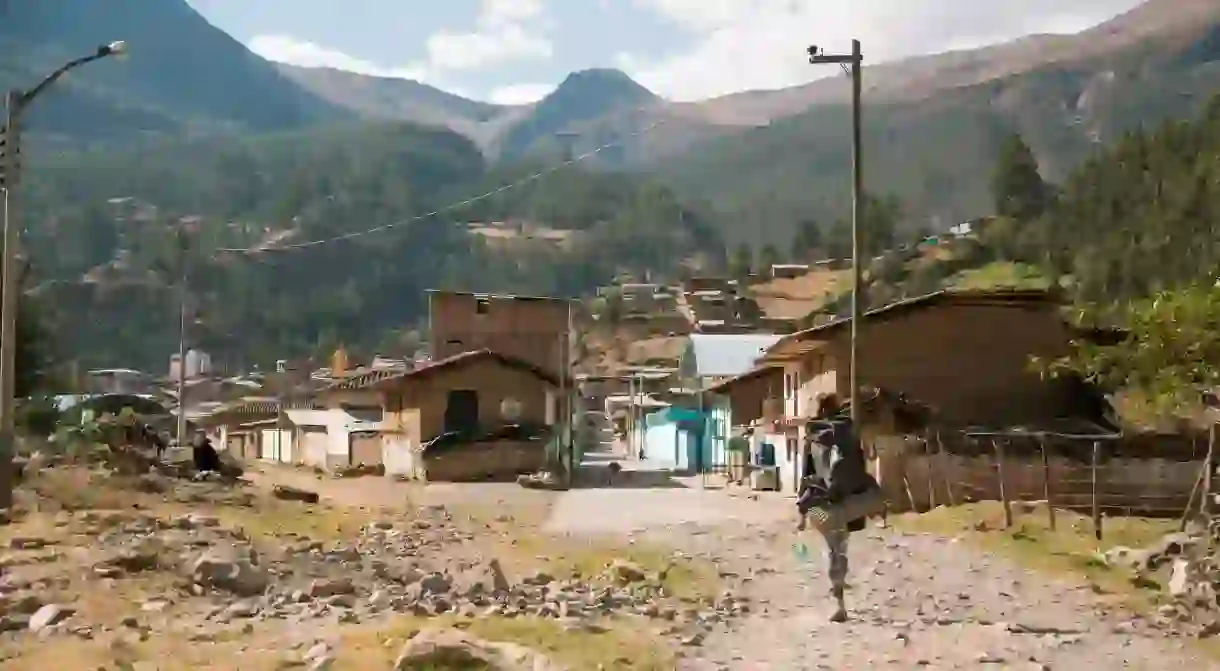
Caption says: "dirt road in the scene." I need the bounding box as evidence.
[253,467,1214,669]
[546,484,1215,670]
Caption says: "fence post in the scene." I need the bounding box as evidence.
[994,438,1012,529]
[1091,440,1102,541]
[924,432,937,510]
[1180,430,1207,532]
[936,431,956,507]
[1204,423,1216,519]
[1039,435,1055,531]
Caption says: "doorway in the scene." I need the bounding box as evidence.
[444,389,480,434]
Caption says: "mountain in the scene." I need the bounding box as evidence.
[274,63,521,151]
[0,0,346,147]
[655,0,1220,247]
[277,64,727,165]
[491,68,658,159]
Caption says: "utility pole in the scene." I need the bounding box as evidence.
[175,227,190,448]
[0,42,127,510]
[0,90,20,510]
[565,299,574,485]
[808,39,864,429]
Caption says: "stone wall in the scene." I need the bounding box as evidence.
[876,441,1202,517]
[418,440,546,482]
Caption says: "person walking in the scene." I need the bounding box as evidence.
[796,393,883,622]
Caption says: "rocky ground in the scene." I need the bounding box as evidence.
[0,457,740,670]
[4,451,1219,670]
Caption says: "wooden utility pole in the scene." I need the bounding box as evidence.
[0,90,19,510]
[808,40,864,429]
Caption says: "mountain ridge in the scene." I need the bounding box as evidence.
[0,0,347,147]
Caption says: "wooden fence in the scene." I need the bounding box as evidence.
[874,429,1213,539]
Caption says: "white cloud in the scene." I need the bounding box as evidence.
[425,23,552,72]
[481,0,545,26]
[488,83,556,105]
[246,0,554,103]
[624,0,1145,101]
[248,35,427,80]
[419,0,552,74]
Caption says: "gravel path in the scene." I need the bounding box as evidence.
[252,466,1214,669]
[548,485,1217,670]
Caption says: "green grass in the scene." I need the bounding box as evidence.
[948,261,1052,291]
[891,501,1175,605]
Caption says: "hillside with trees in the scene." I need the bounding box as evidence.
[20,122,724,371]
[0,0,346,148]
[656,2,1220,247]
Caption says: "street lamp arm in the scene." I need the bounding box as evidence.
[16,42,126,112]
[18,53,104,110]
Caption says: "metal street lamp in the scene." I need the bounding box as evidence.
[0,42,127,510]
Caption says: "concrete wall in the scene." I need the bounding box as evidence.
[291,403,387,472]
[876,440,1200,516]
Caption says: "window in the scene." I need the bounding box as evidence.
[475,297,490,315]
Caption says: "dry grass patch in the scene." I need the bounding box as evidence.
[339,614,676,670]
[892,502,1175,605]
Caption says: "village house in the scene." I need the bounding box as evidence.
[706,289,1091,494]
[198,397,325,463]
[702,367,788,489]
[427,290,573,378]
[325,349,561,481]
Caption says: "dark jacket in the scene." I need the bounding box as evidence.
[192,435,221,472]
[799,417,878,531]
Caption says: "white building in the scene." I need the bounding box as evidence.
[169,349,213,381]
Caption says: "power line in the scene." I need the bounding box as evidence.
[24,113,670,289]
[214,117,668,255]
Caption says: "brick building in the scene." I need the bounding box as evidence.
[426,290,573,378]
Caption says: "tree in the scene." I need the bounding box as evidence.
[759,244,783,272]
[1036,284,1220,416]
[862,193,901,257]
[729,243,753,279]
[790,219,822,261]
[0,294,54,399]
[826,220,851,260]
[991,133,1049,221]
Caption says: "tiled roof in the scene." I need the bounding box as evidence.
[328,349,560,391]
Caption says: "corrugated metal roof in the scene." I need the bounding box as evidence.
[687,334,782,378]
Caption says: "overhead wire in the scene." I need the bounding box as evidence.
[26,108,672,291]
[214,115,669,254]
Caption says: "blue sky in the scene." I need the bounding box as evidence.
[187,0,1145,104]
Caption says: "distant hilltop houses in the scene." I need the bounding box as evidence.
[463,220,579,250]
[169,349,213,382]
